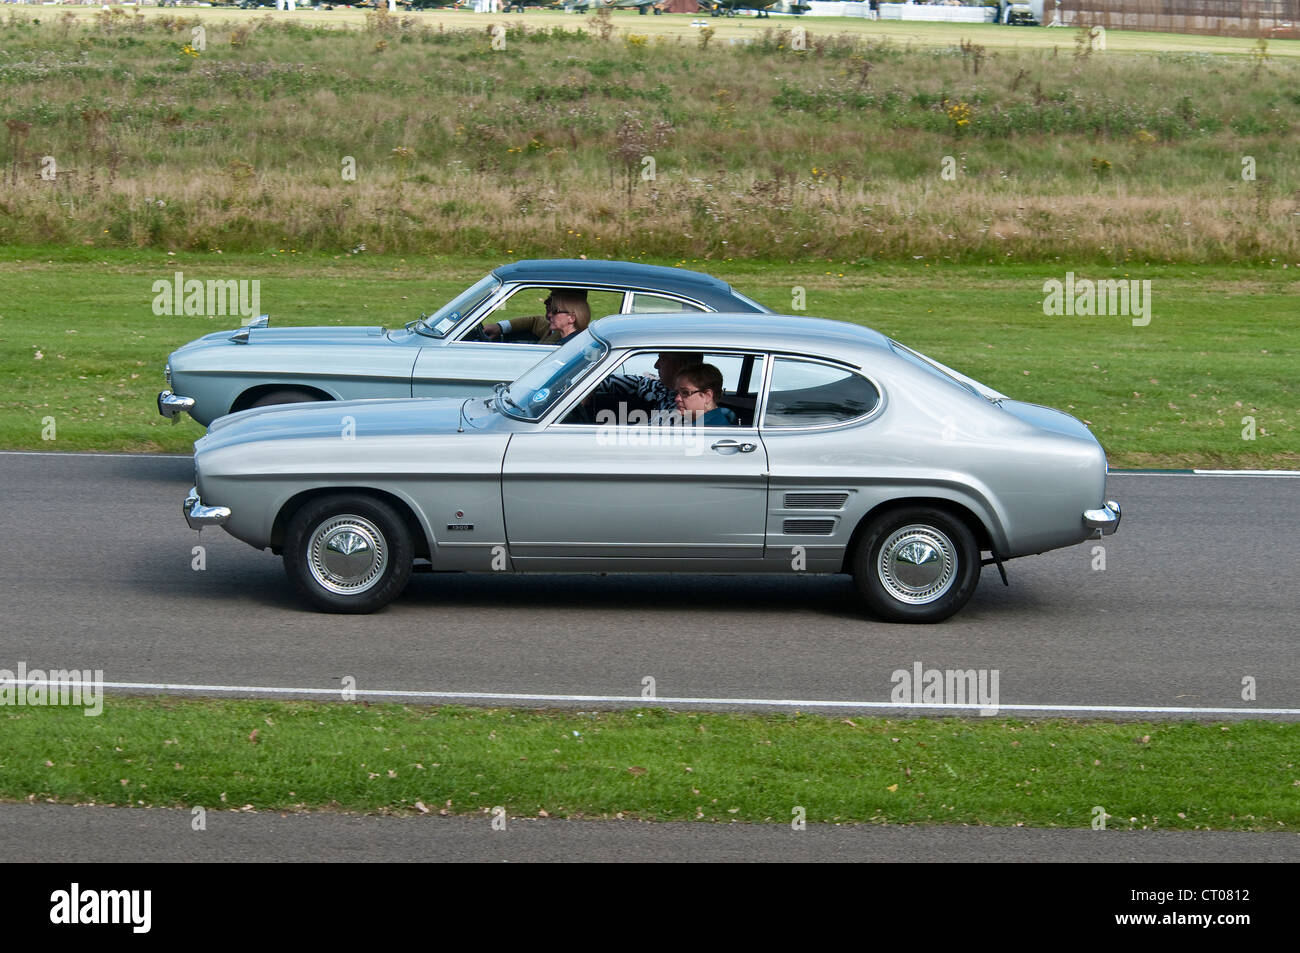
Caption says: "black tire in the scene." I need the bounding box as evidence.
[852,506,980,623]
[249,388,327,410]
[283,495,413,613]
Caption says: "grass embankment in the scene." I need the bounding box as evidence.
[1,250,1295,466]
[3,698,1297,829]
[0,11,1297,261]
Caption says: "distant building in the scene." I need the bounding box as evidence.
[1057,0,1299,38]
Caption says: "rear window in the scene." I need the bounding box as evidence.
[888,340,980,397]
[763,358,880,428]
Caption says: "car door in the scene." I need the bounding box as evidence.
[757,355,886,571]
[501,351,770,568]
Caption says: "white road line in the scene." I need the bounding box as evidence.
[1193,469,1300,477]
[5,679,1298,716]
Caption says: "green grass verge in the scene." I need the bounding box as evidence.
[3,697,1297,829]
[1,248,1295,468]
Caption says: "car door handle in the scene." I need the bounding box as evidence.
[711,440,757,454]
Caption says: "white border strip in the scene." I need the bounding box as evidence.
[6,679,1296,717]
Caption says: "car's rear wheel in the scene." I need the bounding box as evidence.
[852,506,980,623]
[249,388,326,409]
[284,495,413,613]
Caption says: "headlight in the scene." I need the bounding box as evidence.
[164,362,172,388]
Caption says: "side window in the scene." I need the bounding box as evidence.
[560,351,764,427]
[630,293,704,314]
[475,288,623,342]
[762,358,880,428]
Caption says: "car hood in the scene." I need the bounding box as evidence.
[197,396,471,453]
[174,325,390,351]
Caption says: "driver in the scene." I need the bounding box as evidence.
[482,290,590,344]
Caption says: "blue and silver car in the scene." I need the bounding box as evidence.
[158,259,769,426]
[182,313,1120,623]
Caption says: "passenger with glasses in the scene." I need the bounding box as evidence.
[673,363,737,427]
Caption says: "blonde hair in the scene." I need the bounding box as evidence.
[547,291,591,332]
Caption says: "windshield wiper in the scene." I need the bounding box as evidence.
[493,381,527,416]
[407,314,438,337]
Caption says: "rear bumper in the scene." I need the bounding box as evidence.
[158,390,196,419]
[1083,500,1121,536]
[184,486,231,530]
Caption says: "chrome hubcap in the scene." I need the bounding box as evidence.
[308,515,388,595]
[877,524,957,605]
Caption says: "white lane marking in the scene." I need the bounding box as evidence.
[1111,469,1300,478]
[6,679,1297,716]
[0,451,187,460]
[1193,469,1300,478]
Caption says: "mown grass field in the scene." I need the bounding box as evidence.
[1,11,1297,262]
[2,249,1295,467]
[4,699,1297,829]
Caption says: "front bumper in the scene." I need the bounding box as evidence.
[1083,500,1121,536]
[184,486,231,530]
[158,390,195,419]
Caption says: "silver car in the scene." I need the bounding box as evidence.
[158,259,769,425]
[182,314,1120,623]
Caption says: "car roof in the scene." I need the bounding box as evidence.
[491,259,758,310]
[589,313,893,362]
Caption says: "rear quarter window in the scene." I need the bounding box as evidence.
[762,358,880,428]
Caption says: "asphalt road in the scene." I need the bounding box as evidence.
[0,452,1295,718]
[3,804,1297,863]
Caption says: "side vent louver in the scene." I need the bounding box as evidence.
[784,493,849,509]
[783,519,836,535]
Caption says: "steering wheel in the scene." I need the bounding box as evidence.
[463,323,489,343]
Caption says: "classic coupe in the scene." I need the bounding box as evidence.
[158,259,769,425]
[181,314,1120,622]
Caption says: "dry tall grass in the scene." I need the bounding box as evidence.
[1,11,1296,262]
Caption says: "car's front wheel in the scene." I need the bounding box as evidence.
[852,507,980,623]
[283,495,413,613]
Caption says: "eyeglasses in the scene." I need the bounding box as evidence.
[548,309,571,318]
[675,387,707,399]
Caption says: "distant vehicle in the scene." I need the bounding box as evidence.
[157,259,770,426]
[1005,3,1039,25]
[182,313,1121,620]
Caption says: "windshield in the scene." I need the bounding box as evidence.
[414,274,500,338]
[501,332,609,421]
